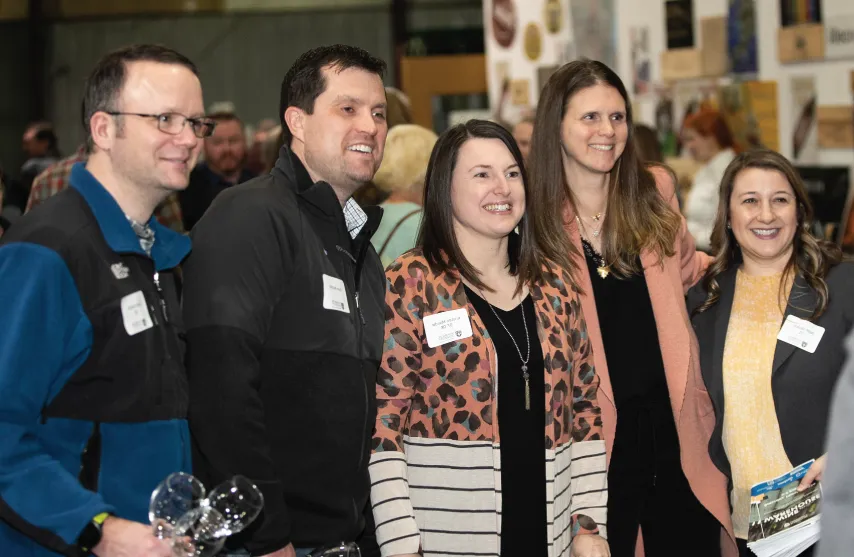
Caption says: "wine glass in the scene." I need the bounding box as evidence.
[149,472,206,539]
[202,475,264,537]
[307,542,361,557]
[170,506,227,557]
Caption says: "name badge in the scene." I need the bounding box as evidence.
[322,274,350,314]
[423,308,473,348]
[121,291,154,336]
[777,315,825,354]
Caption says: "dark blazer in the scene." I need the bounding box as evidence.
[686,261,854,486]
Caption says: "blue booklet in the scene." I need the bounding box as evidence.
[747,460,821,557]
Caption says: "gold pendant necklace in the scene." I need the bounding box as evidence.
[577,217,611,278]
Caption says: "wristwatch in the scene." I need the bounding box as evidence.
[77,512,110,555]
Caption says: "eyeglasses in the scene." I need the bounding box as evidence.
[105,111,217,138]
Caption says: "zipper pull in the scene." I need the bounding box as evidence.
[153,272,170,323]
[355,293,366,325]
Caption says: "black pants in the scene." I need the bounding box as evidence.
[737,538,815,557]
[607,408,721,557]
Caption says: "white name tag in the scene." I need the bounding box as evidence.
[777,315,825,354]
[322,274,350,314]
[423,308,473,348]
[121,291,154,336]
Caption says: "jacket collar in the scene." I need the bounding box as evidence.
[69,163,191,270]
[272,144,383,241]
[710,264,817,378]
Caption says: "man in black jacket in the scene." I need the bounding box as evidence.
[182,45,389,557]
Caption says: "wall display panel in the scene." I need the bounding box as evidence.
[666,0,695,49]
[790,75,819,162]
[728,0,759,74]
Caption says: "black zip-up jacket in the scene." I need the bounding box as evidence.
[181,146,385,555]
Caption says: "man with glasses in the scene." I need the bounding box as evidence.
[0,44,211,557]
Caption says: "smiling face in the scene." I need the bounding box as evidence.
[560,83,628,179]
[289,65,388,197]
[450,137,525,245]
[729,167,799,275]
[107,61,205,193]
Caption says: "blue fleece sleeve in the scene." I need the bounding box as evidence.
[0,242,113,550]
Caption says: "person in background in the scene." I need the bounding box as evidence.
[182,44,389,557]
[0,123,60,223]
[21,122,61,174]
[0,43,210,557]
[682,108,739,252]
[245,118,280,175]
[384,87,412,128]
[370,119,609,557]
[179,111,256,230]
[818,331,854,557]
[10,123,61,210]
[24,145,186,234]
[527,59,737,557]
[370,124,436,267]
[512,112,535,164]
[633,124,663,165]
[352,87,412,207]
[688,149,854,557]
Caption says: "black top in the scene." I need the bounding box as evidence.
[464,286,548,557]
[179,162,256,230]
[581,239,681,482]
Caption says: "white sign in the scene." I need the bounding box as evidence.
[825,16,854,59]
[777,315,825,354]
[423,308,474,348]
[322,274,350,314]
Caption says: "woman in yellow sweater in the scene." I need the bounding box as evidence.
[687,149,854,557]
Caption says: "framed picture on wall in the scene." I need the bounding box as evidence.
[795,165,851,244]
[779,0,822,27]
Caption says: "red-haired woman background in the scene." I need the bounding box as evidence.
[682,109,740,252]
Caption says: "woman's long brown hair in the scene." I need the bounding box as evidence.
[525,59,682,278]
[694,149,842,318]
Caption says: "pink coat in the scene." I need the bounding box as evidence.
[563,167,737,557]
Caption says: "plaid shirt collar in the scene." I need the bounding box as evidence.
[343,198,367,239]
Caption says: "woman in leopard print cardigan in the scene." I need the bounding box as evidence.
[368,120,609,557]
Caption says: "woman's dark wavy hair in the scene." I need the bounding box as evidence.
[694,148,842,318]
[418,119,569,293]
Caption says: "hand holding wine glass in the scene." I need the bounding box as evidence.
[149,472,206,540]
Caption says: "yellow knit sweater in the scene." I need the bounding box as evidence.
[722,270,794,539]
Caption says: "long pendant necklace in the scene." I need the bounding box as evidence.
[576,216,611,278]
[480,291,532,410]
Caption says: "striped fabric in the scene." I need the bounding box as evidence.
[370,437,607,557]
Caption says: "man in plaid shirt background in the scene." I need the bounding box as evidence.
[25,144,186,233]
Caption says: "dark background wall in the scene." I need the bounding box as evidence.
[0,1,481,174]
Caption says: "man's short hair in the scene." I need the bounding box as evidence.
[279,44,386,145]
[207,111,243,128]
[81,44,199,151]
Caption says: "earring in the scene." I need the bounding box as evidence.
[726,222,731,229]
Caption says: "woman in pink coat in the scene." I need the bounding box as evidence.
[526,59,737,557]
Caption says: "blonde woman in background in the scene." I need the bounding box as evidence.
[371,124,437,267]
